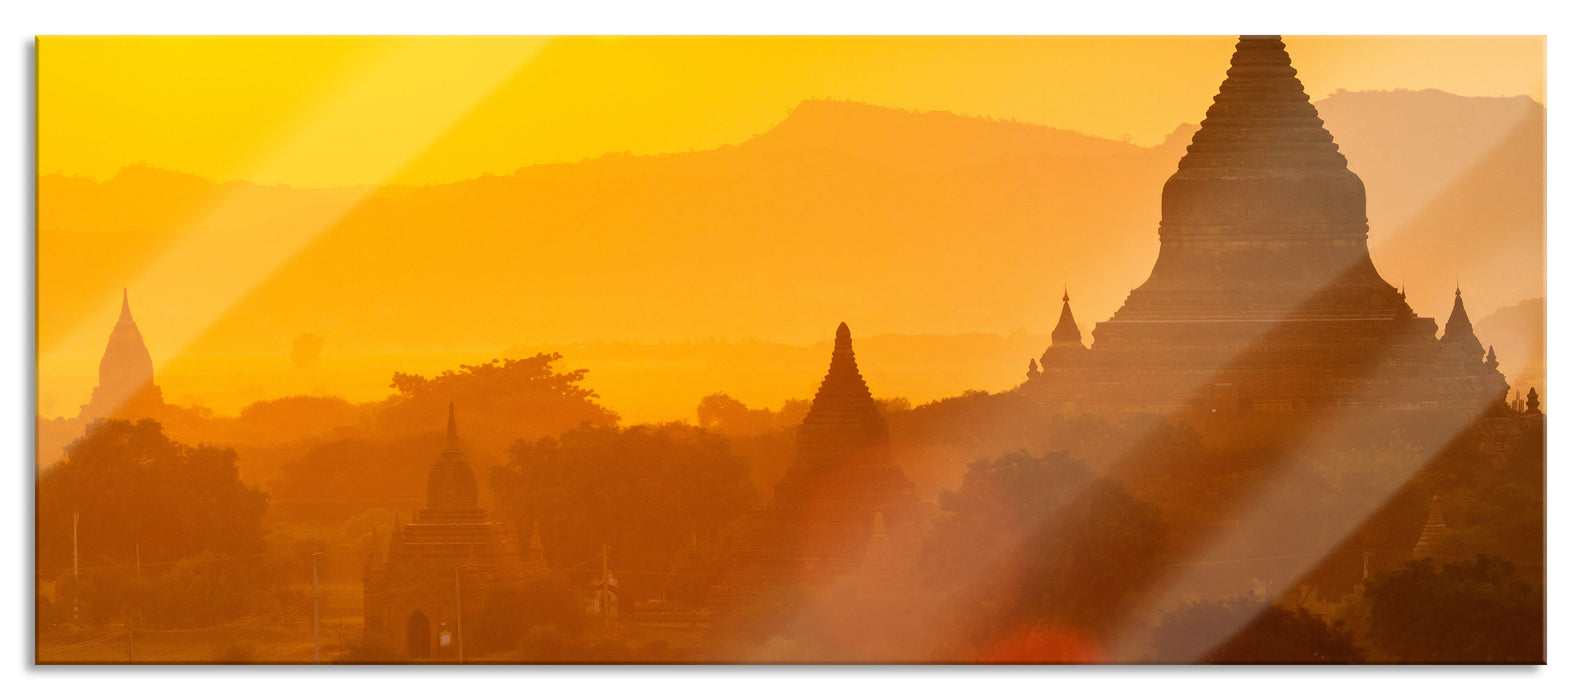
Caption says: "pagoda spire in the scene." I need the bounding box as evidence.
[1441,286,1484,361]
[1412,496,1452,560]
[1175,36,1347,172]
[1053,292,1082,346]
[424,402,480,517]
[82,286,163,419]
[787,322,889,477]
[1040,288,1089,371]
[806,322,878,421]
[445,400,459,449]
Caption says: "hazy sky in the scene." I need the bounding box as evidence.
[40,36,1544,187]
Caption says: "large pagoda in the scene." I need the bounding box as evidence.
[1024,36,1510,418]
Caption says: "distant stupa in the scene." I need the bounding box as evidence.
[724,323,921,591]
[1024,36,1510,418]
[80,288,164,420]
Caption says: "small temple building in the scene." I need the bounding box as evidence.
[80,289,165,420]
[363,404,544,659]
[1022,36,1512,420]
[724,323,922,592]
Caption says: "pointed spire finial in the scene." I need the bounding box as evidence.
[1062,284,1069,303]
[119,287,133,321]
[834,322,852,352]
[445,401,459,448]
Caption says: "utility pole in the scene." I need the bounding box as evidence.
[454,565,464,664]
[1363,550,1373,581]
[72,510,79,626]
[312,551,321,664]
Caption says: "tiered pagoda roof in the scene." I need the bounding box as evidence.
[785,322,890,484]
[1114,35,1403,323]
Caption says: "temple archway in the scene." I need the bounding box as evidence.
[406,611,431,659]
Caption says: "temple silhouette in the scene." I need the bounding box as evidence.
[80,289,165,420]
[721,323,921,595]
[362,404,540,659]
[1023,36,1512,420]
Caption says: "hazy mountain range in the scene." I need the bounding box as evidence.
[38,88,1545,420]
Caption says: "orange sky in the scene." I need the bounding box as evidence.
[36,36,1546,422]
[41,37,1543,187]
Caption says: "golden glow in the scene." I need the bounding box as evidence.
[36,36,1545,422]
[41,36,1543,187]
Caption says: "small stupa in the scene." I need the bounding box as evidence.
[1411,496,1453,561]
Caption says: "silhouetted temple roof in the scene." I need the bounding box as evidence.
[804,323,885,433]
[98,287,155,390]
[1178,35,1348,172]
[1162,35,1367,237]
[1442,287,1483,350]
[788,323,890,474]
[1052,287,1082,347]
[423,402,482,519]
[1056,288,1082,345]
[1039,288,1089,371]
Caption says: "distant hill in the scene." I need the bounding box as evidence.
[516,329,1051,424]
[38,89,1545,421]
[1475,297,1546,399]
[1319,89,1545,321]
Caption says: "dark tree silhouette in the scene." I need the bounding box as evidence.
[493,422,757,608]
[380,354,619,454]
[37,419,269,574]
[919,449,1168,644]
[1152,595,1362,663]
[1360,555,1542,663]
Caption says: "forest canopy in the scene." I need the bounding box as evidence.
[37,418,269,574]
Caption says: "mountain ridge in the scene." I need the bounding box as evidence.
[39,88,1545,423]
